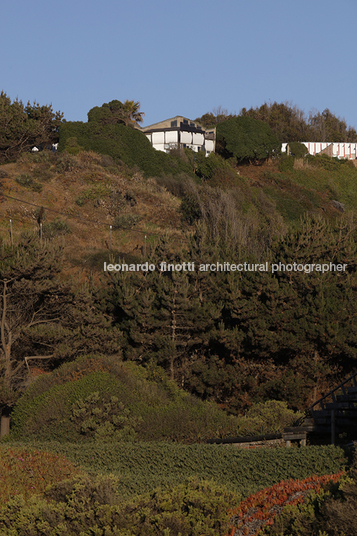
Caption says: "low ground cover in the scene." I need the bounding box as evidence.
[0,446,80,505]
[228,471,345,536]
[3,442,346,500]
[0,442,350,536]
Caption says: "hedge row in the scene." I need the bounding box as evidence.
[7,441,347,500]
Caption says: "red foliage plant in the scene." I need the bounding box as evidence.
[0,447,80,505]
[226,471,344,536]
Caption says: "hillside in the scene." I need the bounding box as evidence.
[1,150,356,275]
[0,150,184,273]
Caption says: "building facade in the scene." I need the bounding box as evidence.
[282,142,357,160]
[140,116,216,155]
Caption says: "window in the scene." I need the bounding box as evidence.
[171,120,177,127]
[183,119,188,125]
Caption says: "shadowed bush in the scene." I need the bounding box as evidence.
[0,474,240,536]
[9,356,301,444]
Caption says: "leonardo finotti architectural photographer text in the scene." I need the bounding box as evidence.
[103,261,348,274]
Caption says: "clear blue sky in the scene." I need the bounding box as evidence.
[1,0,357,131]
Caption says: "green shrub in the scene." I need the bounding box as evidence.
[63,136,84,155]
[244,400,302,434]
[4,441,347,500]
[10,356,305,444]
[71,391,142,441]
[15,173,42,192]
[112,213,142,230]
[194,151,237,184]
[43,218,71,239]
[279,155,294,172]
[10,360,240,443]
[180,183,202,225]
[0,475,239,536]
[10,371,124,441]
[286,142,309,158]
[58,121,194,178]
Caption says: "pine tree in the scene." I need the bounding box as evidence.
[103,237,223,385]
[0,238,121,437]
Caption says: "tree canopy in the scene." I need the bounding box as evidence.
[196,102,357,143]
[87,99,144,127]
[0,238,122,425]
[0,91,63,163]
[216,116,281,164]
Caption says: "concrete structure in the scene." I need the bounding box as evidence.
[140,116,216,155]
[282,142,357,160]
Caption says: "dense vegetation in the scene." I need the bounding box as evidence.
[261,455,357,535]
[100,216,357,413]
[12,442,344,499]
[216,116,281,164]
[0,91,63,163]
[2,92,357,534]
[0,441,348,535]
[196,101,357,143]
[7,355,301,443]
[58,100,195,178]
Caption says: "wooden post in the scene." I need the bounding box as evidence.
[109,225,112,250]
[9,219,13,246]
[144,235,147,257]
[39,222,43,243]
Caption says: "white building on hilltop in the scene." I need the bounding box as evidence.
[140,116,216,156]
[282,142,357,160]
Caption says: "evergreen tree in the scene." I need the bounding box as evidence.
[102,237,222,385]
[216,116,281,164]
[0,91,63,163]
[0,238,121,437]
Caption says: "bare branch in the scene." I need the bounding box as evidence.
[24,355,54,372]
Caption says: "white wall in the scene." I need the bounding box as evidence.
[192,132,204,145]
[152,132,165,144]
[165,131,178,143]
[152,143,166,152]
[205,140,215,153]
[282,142,357,159]
[181,131,192,144]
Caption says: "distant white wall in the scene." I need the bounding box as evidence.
[192,132,204,145]
[205,140,215,153]
[145,125,215,156]
[153,144,166,152]
[282,142,357,159]
[166,131,178,143]
[330,143,357,158]
[181,131,192,144]
[152,132,165,144]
